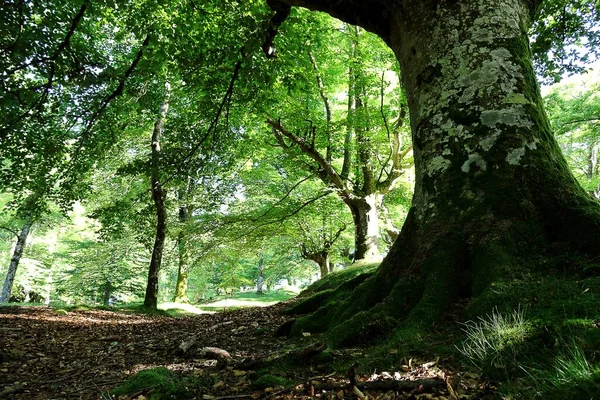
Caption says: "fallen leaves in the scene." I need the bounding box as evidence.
[0,305,499,400]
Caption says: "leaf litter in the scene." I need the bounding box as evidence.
[0,305,497,399]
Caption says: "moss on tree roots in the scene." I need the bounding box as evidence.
[286,205,600,349]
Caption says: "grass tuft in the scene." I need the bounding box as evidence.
[457,307,531,375]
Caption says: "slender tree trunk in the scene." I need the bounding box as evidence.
[103,281,112,306]
[173,205,190,303]
[587,143,598,179]
[144,83,170,310]
[0,212,33,303]
[318,252,330,278]
[341,26,356,181]
[256,252,265,294]
[347,194,379,260]
[587,142,600,199]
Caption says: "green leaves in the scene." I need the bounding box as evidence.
[533,0,600,83]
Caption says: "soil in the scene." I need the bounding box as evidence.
[0,304,496,399]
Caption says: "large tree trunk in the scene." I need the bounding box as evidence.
[275,0,600,346]
[144,83,170,310]
[0,213,33,303]
[347,194,379,260]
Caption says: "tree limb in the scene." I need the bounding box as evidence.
[308,50,332,162]
[266,118,349,195]
[269,0,392,43]
[0,226,19,238]
[257,175,313,219]
[263,0,292,58]
[558,117,600,127]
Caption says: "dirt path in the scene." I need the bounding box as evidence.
[0,305,496,399]
[0,305,288,399]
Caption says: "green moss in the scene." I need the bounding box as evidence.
[298,262,378,299]
[55,309,68,316]
[470,242,516,296]
[286,289,335,315]
[285,262,380,335]
[111,367,192,399]
[326,311,397,348]
[252,374,292,389]
[291,304,334,335]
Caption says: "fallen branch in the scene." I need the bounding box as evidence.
[264,372,336,399]
[313,378,446,393]
[293,341,327,359]
[237,341,327,370]
[208,320,234,331]
[209,395,253,400]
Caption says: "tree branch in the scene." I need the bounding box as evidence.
[263,0,292,58]
[0,226,19,238]
[267,118,348,195]
[558,117,600,127]
[308,50,332,162]
[256,175,313,219]
[270,0,392,43]
[4,2,87,77]
[162,57,243,187]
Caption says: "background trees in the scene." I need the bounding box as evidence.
[260,13,413,260]
[0,0,597,315]
[545,70,600,198]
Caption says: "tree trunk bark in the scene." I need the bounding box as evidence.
[103,281,112,306]
[277,0,600,346]
[347,194,379,260]
[173,205,190,303]
[318,252,330,278]
[144,83,170,310]
[0,212,33,303]
[256,252,265,294]
[587,142,600,199]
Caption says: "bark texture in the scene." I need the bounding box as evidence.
[0,213,33,303]
[144,83,170,310]
[173,204,190,303]
[274,0,600,346]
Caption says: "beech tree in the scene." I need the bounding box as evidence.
[545,75,600,199]
[267,0,600,344]
[264,15,411,261]
[0,207,34,303]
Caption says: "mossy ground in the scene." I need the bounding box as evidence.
[110,367,194,399]
[281,257,600,399]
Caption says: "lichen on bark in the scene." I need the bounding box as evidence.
[274,0,600,347]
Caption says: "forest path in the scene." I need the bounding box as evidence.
[0,305,288,399]
[0,305,494,399]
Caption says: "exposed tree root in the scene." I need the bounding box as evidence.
[285,198,600,348]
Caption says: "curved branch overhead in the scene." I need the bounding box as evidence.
[269,0,393,43]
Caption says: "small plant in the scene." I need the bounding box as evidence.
[517,341,600,399]
[553,343,593,384]
[457,307,532,374]
[110,367,193,399]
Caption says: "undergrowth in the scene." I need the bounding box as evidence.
[457,307,532,377]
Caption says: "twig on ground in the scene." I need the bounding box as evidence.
[264,372,336,399]
[209,320,234,330]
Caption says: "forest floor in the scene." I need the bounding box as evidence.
[0,304,496,400]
